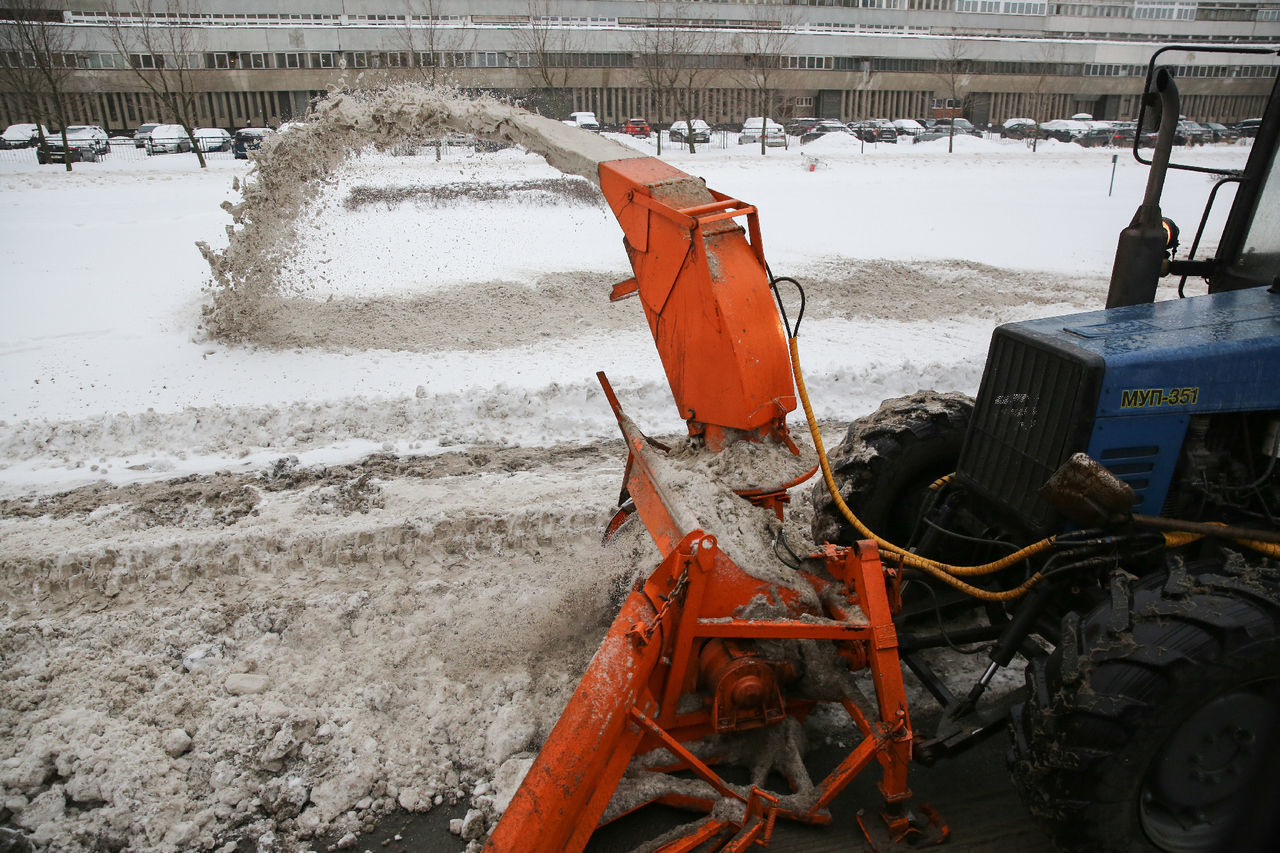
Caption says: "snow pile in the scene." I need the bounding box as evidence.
[1,452,657,851]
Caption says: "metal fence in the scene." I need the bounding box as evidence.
[0,143,243,167]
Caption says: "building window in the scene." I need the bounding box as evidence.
[784,55,833,70]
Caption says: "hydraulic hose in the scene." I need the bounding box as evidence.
[1160,528,1280,558]
[788,336,1052,602]
[787,334,1280,594]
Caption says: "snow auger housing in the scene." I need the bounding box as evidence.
[456,114,944,851]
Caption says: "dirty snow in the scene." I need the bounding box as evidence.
[0,87,1254,852]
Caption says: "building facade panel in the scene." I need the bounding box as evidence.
[2,1,1276,132]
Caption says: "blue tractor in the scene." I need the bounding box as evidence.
[813,47,1280,852]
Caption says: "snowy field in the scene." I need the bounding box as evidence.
[0,120,1253,853]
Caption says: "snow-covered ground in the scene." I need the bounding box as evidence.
[0,132,1248,496]
[0,121,1253,853]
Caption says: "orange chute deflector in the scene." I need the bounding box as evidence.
[598,157,797,449]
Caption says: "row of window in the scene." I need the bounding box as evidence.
[68,10,338,23]
[4,49,1275,80]
[56,5,1280,28]
[955,1,1049,13]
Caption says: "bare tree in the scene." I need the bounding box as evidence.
[729,5,794,155]
[393,1,477,160]
[104,0,207,167]
[934,39,976,154]
[633,2,714,154]
[514,0,575,119]
[1024,44,1066,153]
[0,0,80,171]
[398,0,473,88]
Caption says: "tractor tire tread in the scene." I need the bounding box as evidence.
[1008,559,1280,852]
[811,391,974,547]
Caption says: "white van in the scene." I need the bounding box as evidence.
[568,111,600,132]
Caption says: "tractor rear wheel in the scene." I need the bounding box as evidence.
[1010,558,1280,852]
[810,391,973,548]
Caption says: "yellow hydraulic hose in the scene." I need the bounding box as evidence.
[789,336,1051,602]
[788,336,1280,597]
[1162,529,1280,558]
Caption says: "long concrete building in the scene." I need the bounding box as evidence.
[2,1,1278,134]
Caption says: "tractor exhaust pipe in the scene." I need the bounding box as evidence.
[1105,68,1181,309]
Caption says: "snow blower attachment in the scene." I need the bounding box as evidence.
[481,132,946,851]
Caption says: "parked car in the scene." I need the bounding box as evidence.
[800,119,852,144]
[869,119,898,142]
[848,121,877,143]
[567,111,600,132]
[145,124,193,154]
[232,127,273,159]
[622,118,651,137]
[669,119,711,144]
[133,122,160,148]
[932,117,983,138]
[892,118,925,138]
[38,125,110,163]
[848,120,897,143]
[738,117,785,147]
[1234,118,1262,138]
[1203,122,1240,144]
[1039,118,1089,142]
[1000,118,1037,139]
[1176,120,1211,146]
[193,127,232,152]
[912,125,950,143]
[0,123,49,149]
[784,117,821,137]
[1076,126,1123,148]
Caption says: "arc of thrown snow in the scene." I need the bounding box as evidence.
[199,85,645,341]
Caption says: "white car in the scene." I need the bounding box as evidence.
[738,117,785,147]
[146,124,193,154]
[669,119,711,144]
[193,127,232,152]
[1,123,49,149]
[893,118,925,137]
[1039,119,1090,142]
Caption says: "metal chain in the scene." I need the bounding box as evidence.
[636,560,691,646]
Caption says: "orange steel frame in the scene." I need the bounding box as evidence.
[482,155,942,851]
[484,380,925,852]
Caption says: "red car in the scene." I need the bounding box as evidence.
[622,118,651,137]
